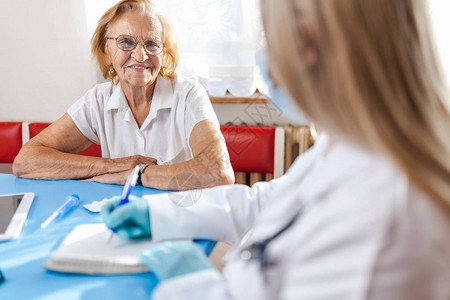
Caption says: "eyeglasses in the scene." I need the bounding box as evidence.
[106,35,165,55]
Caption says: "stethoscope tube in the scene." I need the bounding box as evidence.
[239,209,302,275]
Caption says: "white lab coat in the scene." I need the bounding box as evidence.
[145,133,450,300]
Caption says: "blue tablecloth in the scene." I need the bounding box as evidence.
[0,174,215,300]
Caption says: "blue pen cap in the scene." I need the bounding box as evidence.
[57,194,80,216]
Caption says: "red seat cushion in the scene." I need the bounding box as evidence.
[0,122,23,163]
[29,122,102,157]
[220,125,275,173]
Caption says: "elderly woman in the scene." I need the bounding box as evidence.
[13,0,234,190]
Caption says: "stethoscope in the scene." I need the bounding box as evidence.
[238,209,302,275]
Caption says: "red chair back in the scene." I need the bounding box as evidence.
[78,143,102,157]
[220,125,275,173]
[29,122,102,157]
[0,122,23,163]
[28,122,50,139]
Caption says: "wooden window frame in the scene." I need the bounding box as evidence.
[209,91,268,104]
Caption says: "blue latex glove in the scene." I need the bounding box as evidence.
[141,241,213,281]
[101,195,151,239]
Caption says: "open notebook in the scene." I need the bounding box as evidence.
[44,223,163,274]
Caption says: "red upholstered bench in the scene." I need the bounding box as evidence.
[220,125,284,178]
[28,122,102,157]
[0,122,23,163]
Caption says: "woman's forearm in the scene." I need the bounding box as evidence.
[12,145,112,180]
[141,151,235,191]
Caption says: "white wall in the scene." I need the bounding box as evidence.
[0,0,97,122]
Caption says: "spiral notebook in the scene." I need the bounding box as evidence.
[44,223,158,275]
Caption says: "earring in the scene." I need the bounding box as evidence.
[107,65,115,75]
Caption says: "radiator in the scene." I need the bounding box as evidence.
[233,125,315,186]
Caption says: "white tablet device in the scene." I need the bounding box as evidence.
[0,193,35,242]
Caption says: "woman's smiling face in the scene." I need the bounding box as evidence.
[105,12,164,89]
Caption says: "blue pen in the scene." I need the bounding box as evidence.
[0,268,5,283]
[118,165,140,207]
[106,165,140,241]
[41,194,80,229]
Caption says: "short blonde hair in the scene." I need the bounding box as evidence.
[91,0,179,83]
[261,0,450,206]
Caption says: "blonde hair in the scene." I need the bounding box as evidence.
[91,0,179,83]
[261,0,450,206]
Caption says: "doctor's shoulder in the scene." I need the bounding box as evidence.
[356,178,450,299]
[277,171,450,299]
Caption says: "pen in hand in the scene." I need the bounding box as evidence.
[41,194,80,229]
[106,165,140,242]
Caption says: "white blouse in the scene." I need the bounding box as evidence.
[67,72,219,164]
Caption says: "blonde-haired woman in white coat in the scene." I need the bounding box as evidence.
[101,0,450,299]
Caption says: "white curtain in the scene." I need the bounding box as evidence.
[153,0,264,97]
